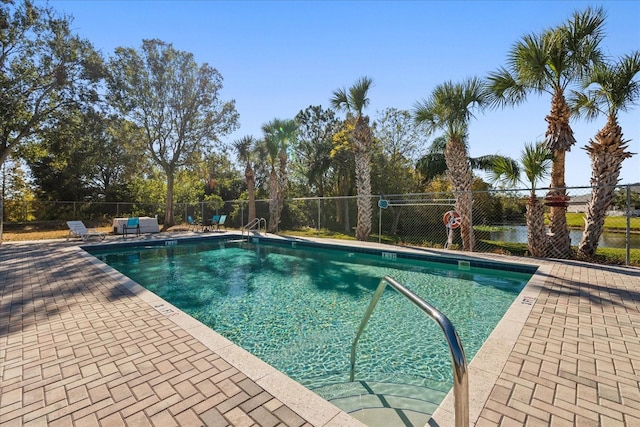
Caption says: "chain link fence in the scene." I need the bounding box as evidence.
[3,184,639,262]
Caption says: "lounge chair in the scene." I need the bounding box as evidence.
[215,214,227,231]
[123,217,140,238]
[205,215,220,232]
[187,215,201,231]
[66,221,106,241]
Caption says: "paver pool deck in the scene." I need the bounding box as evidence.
[1,232,639,426]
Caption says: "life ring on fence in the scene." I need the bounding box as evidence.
[443,210,462,229]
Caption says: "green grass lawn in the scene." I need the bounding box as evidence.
[477,240,640,266]
[565,212,640,231]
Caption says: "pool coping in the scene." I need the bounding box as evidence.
[79,232,547,426]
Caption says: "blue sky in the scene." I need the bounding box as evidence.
[49,0,640,188]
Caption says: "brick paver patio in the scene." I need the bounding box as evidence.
[1,235,639,426]
[474,260,640,427]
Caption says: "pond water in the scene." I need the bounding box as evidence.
[487,225,639,249]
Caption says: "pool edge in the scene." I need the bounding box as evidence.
[80,232,544,426]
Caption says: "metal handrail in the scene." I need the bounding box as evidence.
[350,276,469,427]
[241,217,266,240]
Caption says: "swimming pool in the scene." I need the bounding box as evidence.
[87,237,533,421]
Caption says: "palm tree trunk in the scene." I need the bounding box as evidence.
[544,90,575,259]
[277,151,287,228]
[354,150,372,241]
[335,176,351,233]
[0,195,4,244]
[354,116,372,241]
[343,200,351,233]
[267,168,278,233]
[445,137,474,251]
[245,164,256,223]
[546,149,572,259]
[163,166,175,229]
[578,116,632,259]
[526,193,547,257]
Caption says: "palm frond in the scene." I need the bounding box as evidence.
[486,155,520,188]
[413,98,437,133]
[232,135,255,162]
[415,77,487,140]
[427,135,448,154]
[573,50,640,119]
[611,51,640,113]
[521,142,552,189]
[260,120,282,162]
[348,76,374,114]
[330,87,349,112]
[472,154,517,173]
[568,89,601,121]
[487,67,528,108]
[415,153,447,183]
[277,118,298,138]
[514,32,553,93]
[564,6,606,78]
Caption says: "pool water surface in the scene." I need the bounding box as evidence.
[89,239,531,398]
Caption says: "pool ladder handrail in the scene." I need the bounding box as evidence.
[242,217,266,240]
[350,275,469,427]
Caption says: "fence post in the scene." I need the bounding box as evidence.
[241,202,244,229]
[73,201,76,219]
[626,184,631,266]
[378,196,382,244]
[317,197,321,236]
[469,190,474,251]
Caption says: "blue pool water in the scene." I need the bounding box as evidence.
[88,239,532,397]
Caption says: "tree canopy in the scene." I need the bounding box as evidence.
[107,39,239,226]
[0,0,103,165]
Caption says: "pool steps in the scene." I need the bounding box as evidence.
[241,217,267,240]
[313,381,447,427]
[351,276,468,427]
[458,260,471,270]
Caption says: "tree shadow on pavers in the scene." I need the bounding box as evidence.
[524,259,640,308]
[0,242,134,339]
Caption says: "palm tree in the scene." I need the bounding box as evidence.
[416,135,519,183]
[414,77,489,252]
[331,77,374,241]
[571,51,640,259]
[261,131,280,233]
[262,118,297,233]
[489,142,553,257]
[232,136,258,224]
[330,122,357,233]
[487,7,605,259]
